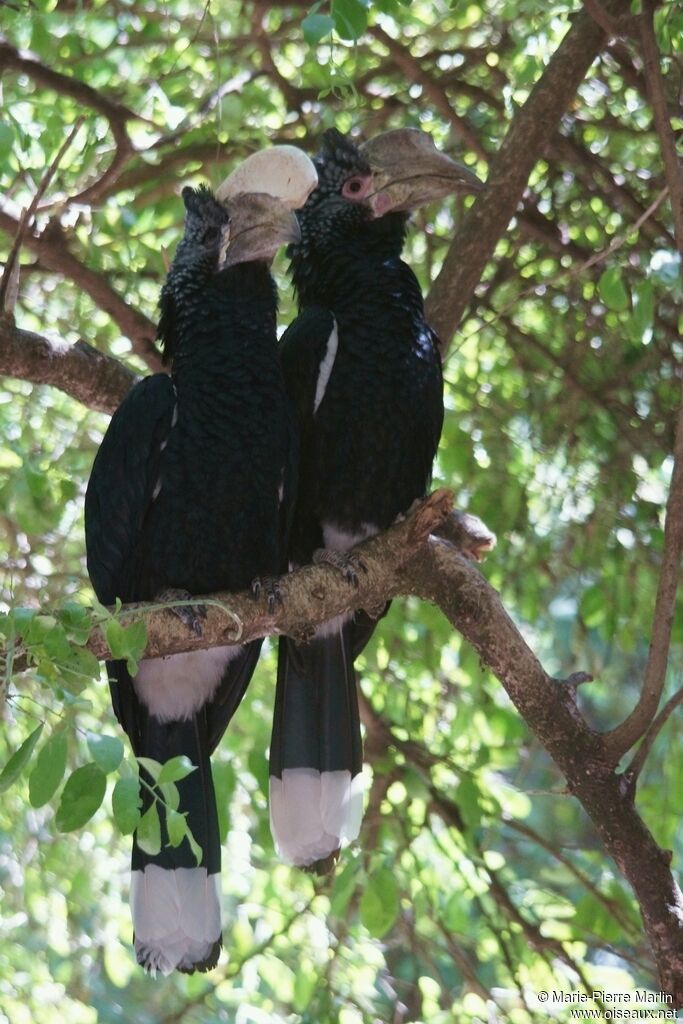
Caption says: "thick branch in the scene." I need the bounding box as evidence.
[401,543,683,1006]
[0,318,138,413]
[0,211,163,372]
[425,0,631,352]
[73,490,683,1002]
[85,489,456,659]
[0,41,140,127]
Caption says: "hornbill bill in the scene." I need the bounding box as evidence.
[269,128,483,873]
[84,148,316,975]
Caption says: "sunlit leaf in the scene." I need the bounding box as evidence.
[55,763,107,831]
[136,804,161,856]
[86,732,124,774]
[359,866,399,938]
[29,730,68,807]
[112,776,142,835]
[0,724,44,793]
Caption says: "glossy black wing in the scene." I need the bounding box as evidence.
[279,305,336,431]
[85,373,176,605]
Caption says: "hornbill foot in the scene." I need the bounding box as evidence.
[156,588,206,636]
[313,547,367,587]
[251,575,283,614]
[301,848,340,877]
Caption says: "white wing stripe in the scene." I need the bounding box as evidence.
[313,320,338,414]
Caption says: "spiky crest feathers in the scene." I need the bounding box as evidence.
[157,187,231,364]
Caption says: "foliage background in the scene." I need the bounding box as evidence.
[1,0,682,1021]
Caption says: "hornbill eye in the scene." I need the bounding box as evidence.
[342,175,371,201]
[203,226,220,244]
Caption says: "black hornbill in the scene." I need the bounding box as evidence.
[269,128,483,872]
[84,159,313,973]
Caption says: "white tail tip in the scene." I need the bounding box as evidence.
[270,768,364,867]
[131,866,221,975]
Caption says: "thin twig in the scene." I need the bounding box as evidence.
[444,186,669,365]
[639,0,683,253]
[0,117,84,315]
[626,686,683,787]
[602,3,683,763]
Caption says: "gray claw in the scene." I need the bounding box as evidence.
[251,575,283,614]
[156,588,206,636]
[313,548,368,588]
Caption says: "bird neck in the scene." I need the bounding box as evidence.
[290,211,412,309]
[290,214,423,317]
[169,261,278,380]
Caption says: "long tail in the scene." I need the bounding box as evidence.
[269,615,377,873]
[109,642,261,975]
[130,708,222,975]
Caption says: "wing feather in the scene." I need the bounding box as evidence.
[85,374,176,605]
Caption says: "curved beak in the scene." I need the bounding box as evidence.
[219,193,301,268]
[360,128,484,217]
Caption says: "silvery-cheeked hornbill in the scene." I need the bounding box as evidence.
[84,148,316,975]
[269,128,483,872]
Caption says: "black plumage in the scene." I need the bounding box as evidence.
[85,185,296,973]
[269,129,464,872]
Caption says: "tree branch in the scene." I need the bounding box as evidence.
[601,2,683,762]
[369,26,488,161]
[626,686,683,789]
[0,210,163,373]
[425,0,632,353]
[0,318,138,413]
[638,0,683,250]
[26,487,675,1002]
[0,117,85,316]
[84,489,457,659]
[0,41,141,126]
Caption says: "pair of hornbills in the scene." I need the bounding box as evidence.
[85,128,483,974]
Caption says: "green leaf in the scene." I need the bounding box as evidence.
[55,763,107,832]
[332,0,368,40]
[105,618,147,674]
[632,278,654,338]
[580,584,606,628]
[598,266,629,313]
[302,12,335,44]
[359,866,399,937]
[86,733,124,774]
[293,963,318,1013]
[137,756,162,782]
[136,804,161,855]
[0,723,44,793]
[166,809,188,848]
[457,775,483,831]
[157,755,196,784]
[213,760,235,844]
[248,749,269,797]
[0,122,13,162]
[330,858,359,917]
[57,601,91,644]
[112,776,142,835]
[159,781,180,811]
[29,730,68,807]
[186,825,203,866]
